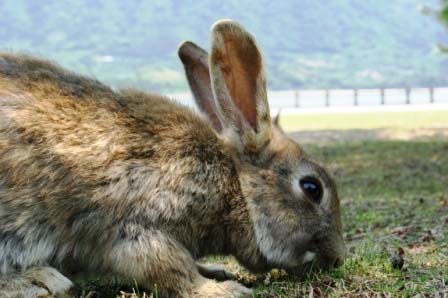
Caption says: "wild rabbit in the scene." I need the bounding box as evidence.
[0,20,345,297]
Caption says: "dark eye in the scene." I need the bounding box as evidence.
[299,177,323,204]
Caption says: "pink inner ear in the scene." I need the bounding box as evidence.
[214,34,262,131]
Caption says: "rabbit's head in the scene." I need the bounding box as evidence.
[178,20,346,274]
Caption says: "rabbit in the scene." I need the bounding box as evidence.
[0,19,346,298]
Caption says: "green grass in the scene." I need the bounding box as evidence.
[279,111,448,132]
[75,139,448,297]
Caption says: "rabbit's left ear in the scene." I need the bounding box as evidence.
[178,41,223,132]
[209,20,271,152]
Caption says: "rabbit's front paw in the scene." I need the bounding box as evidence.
[220,280,253,297]
[25,267,73,297]
[0,267,73,298]
[197,263,237,281]
[193,278,253,298]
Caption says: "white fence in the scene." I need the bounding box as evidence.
[170,87,448,109]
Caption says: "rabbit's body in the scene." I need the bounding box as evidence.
[0,53,261,297]
[0,20,345,298]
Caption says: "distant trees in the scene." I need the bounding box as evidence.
[440,0,448,24]
[430,1,448,52]
[1,1,447,91]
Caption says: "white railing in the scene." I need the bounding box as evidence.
[169,87,448,109]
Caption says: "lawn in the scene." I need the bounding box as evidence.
[278,110,448,132]
[75,112,448,297]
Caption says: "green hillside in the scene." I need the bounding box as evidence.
[1,0,447,92]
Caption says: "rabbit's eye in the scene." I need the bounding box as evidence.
[299,177,323,204]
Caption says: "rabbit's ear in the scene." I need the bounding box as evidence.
[178,41,223,132]
[210,20,271,152]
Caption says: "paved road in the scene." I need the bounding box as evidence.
[271,103,448,115]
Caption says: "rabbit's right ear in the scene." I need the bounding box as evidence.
[209,20,272,153]
[178,41,223,132]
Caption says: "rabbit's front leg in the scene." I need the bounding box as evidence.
[105,228,252,298]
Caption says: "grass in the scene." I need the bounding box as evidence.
[75,139,448,297]
[278,110,448,131]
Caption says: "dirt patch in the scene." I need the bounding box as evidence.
[289,127,448,144]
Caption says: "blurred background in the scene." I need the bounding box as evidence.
[3,0,447,135]
[1,0,447,92]
[1,1,447,297]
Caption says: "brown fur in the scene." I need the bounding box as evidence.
[178,41,223,133]
[0,20,345,298]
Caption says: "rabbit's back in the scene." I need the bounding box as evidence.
[0,53,118,101]
[0,53,235,273]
